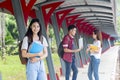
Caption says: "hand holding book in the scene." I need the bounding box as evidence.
[29,42,44,54]
[89,44,99,52]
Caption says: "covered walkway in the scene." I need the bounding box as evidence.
[60,46,119,80]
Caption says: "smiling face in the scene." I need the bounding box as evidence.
[31,22,40,35]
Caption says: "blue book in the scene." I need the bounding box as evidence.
[29,42,44,54]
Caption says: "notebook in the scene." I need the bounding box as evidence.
[29,42,44,54]
[79,37,83,48]
[89,45,99,51]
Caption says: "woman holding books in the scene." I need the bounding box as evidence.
[86,29,102,80]
[21,18,48,80]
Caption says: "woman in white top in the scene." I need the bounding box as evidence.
[86,29,102,80]
[21,18,48,80]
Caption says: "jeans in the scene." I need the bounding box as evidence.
[88,56,100,80]
[64,56,78,80]
[26,60,47,80]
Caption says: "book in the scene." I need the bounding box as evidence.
[78,37,83,48]
[29,42,44,54]
[89,45,99,51]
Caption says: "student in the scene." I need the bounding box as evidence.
[62,25,82,80]
[21,18,48,80]
[86,29,102,80]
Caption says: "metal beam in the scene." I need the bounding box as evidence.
[11,0,26,41]
[69,11,113,16]
[36,8,57,80]
[79,16,113,19]
[57,5,112,11]
[51,14,66,76]
[89,20,113,24]
[86,19,113,22]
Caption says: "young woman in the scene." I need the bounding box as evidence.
[86,29,102,80]
[21,18,48,80]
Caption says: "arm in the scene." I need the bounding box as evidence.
[64,47,82,53]
[40,36,48,59]
[30,36,48,62]
[21,37,43,58]
[40,47,48,60]
[63,35,82,53]
[21,49,43,58]
[86,47,90,54]
[30,47,48,63]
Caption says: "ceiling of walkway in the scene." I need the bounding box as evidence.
[0,0,118,38]
[34,0,117,37]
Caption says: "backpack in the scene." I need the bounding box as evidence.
[57,36,70,58]
[18,41,30,65]
[57,41,64,58]
[19,36,43,65]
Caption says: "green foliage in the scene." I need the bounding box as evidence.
[48,24,64,54]
[3,14,19,55]
[59,28,64,40]
[48,25,57,53]
[117,19,120,35]
[114,41,120,45]
[5,29,14,44]
[49,25,54,38]
[5,14,18,39]
[116,0,120,35]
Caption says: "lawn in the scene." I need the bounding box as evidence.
[0,55,26,80]
[0,54,61,80]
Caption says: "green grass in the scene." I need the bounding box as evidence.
[114,42,120,45]
[0,54,61,80]
[0,55,26,80]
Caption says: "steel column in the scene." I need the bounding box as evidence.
[11,0,26,41]
[35,9,57,80]
[51,14,66,76]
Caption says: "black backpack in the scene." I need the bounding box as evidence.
[57,36,70,58]
[57,41,64,58]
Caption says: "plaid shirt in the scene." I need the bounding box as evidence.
[62,34,74,62]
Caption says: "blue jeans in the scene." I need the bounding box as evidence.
[64,56,78,80]
[88,56,100,80]
[26,60,47,80]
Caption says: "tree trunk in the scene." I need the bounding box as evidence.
[0,12,6,60]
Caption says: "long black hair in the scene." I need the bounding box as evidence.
[25,18,42,43]
[93,29,102,47]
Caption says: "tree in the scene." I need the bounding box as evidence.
[5,14,18,40]
[116,0,120,35]
[0,13,19,56]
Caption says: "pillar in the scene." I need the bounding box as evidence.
[36,9,57,80]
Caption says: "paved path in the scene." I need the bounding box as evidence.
[60,46,119,80]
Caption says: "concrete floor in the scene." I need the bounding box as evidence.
[60,46,119,80]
